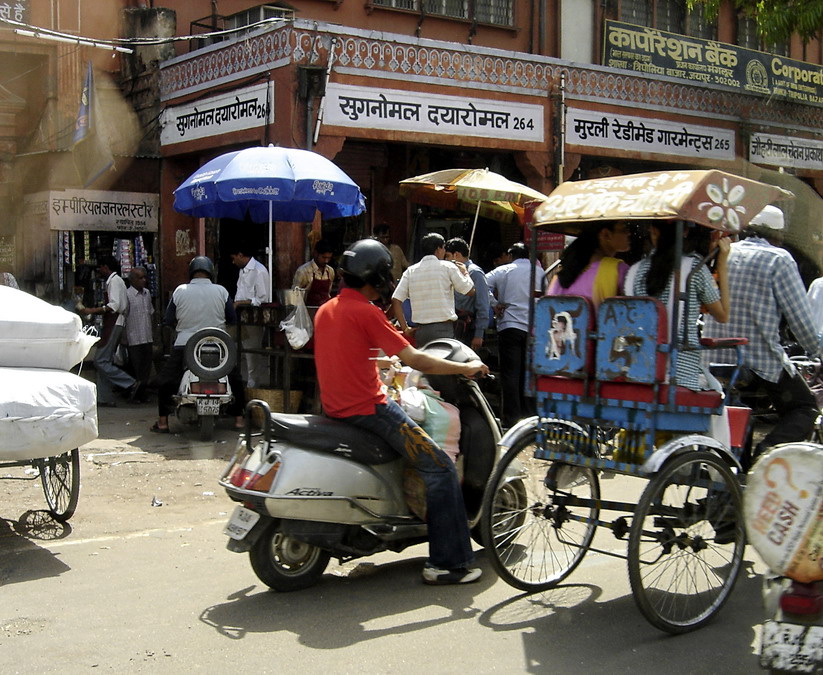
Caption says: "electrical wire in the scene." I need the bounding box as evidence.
[0,14,292,48]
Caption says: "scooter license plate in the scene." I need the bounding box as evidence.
[224,505,260,540]
[760,620,823,673]
[196,399,221,415]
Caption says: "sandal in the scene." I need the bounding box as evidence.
[150,422,170,434]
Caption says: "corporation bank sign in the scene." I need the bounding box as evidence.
[325,83,544,144]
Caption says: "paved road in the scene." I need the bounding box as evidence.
[0,403,769,674]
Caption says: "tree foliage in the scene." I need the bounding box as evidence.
[687,0,823,45]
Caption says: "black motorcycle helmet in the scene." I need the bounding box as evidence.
[340,239,395,302]
[188,255,215,281]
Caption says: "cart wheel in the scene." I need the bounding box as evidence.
[628,449,744,634]
[39,448,80,522]
[481,429,600,592]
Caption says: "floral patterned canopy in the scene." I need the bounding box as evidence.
[532,170,794,235]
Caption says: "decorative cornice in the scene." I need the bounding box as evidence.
[158,20,823,136]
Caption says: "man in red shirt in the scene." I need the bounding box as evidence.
[314,239,489,585]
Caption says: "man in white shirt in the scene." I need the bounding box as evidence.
[125,266,154,403]
[81,256,138,407]
[391,232,475,348]
[230,246,271,389]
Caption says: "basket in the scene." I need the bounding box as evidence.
[246,388,303,426]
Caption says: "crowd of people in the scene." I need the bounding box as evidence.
[72,201,821,587]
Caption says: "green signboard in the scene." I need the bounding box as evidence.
[604,20,823,108]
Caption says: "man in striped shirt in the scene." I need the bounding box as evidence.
[390,232,475,348]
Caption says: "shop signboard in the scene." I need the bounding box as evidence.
[44,190,159,233]
[524,227,565,252]
[324,83,544,143]
[160,81,274,146]
[604,19,823,108]
[0,1,28,22]
[566,108,735,161]
[749,132,823,171]
[0,235,14,268]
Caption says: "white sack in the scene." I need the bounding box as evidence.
[0,367,98,460]
[0,286,98,370]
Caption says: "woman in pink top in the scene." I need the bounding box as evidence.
[547,220,631,307]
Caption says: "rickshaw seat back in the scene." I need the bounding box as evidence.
[533,295,595,379]
[595,297,668,384]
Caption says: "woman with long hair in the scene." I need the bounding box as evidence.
[626,221,730,391]
[547,220,631,307]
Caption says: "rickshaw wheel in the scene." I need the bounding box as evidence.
[38,448,80,522]
[628,449,744,634]
[481,429,600,592]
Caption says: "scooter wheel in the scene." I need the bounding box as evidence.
[199,415,216,441]
[249,520,331,592]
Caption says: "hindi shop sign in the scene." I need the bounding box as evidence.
[566,108,735,161]
[324,83,544,144]
[749,133,823,171]
[604,20,823,108]
[160,82,273,146]
[47,190,159,233]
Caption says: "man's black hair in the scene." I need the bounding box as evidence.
[373,223,390,237]
[228,244,254,257]
[99,255,120,273]
[508,242,529,260]
[445,237,469,257]
[421,232,445,257]
[315,239,334,255]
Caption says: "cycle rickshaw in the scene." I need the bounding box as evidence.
[480,170,793,633]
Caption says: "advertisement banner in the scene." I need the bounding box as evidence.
[161,82,273,146]
[566,108,735,160]
[324,83,544,143]
[749,133,823,171]
[604,20,823,108]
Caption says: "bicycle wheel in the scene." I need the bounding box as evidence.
[628,449,744,634]
[39,449,80,522]
[481,429,600,592]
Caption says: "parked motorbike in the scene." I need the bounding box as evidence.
[744,442,822,674]
[218,338,507,591]
[174,328,236,441]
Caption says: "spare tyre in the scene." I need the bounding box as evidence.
[183,328,237,380]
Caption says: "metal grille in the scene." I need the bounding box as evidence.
[422,0,468,19]
[371,0,418,10]
[475,0,514,26]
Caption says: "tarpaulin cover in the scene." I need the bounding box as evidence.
[0,286,98,370]
[0,367,98,460]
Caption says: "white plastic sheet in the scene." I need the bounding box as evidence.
[0,286,98,370]
[0,367,98,461]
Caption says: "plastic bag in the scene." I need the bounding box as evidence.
[279,289,313,349]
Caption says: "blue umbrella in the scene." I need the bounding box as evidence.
[173,145,366,293]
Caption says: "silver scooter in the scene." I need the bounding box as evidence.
[218,339,512,591]
[174,328,236,441]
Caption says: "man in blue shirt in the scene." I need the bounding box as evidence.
[704,205,823,460]
[486,242,543,428]
[445,237,490,352]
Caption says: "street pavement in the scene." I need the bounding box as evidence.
[0,402,769,674]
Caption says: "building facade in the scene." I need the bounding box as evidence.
[3,1,822,301]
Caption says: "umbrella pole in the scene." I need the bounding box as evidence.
[468,200,481,258]
[268,201,274,299]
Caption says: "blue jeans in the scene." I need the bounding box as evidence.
[341,399,475,570]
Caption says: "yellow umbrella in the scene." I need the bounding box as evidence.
[400,167,549,251]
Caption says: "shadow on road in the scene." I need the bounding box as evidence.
[199,554,495,645]
[0,512,72,585]
[478,559,762,674]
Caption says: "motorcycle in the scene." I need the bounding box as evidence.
[174,328,236,441]
[218,338,508,591]
[744,442,823,674]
